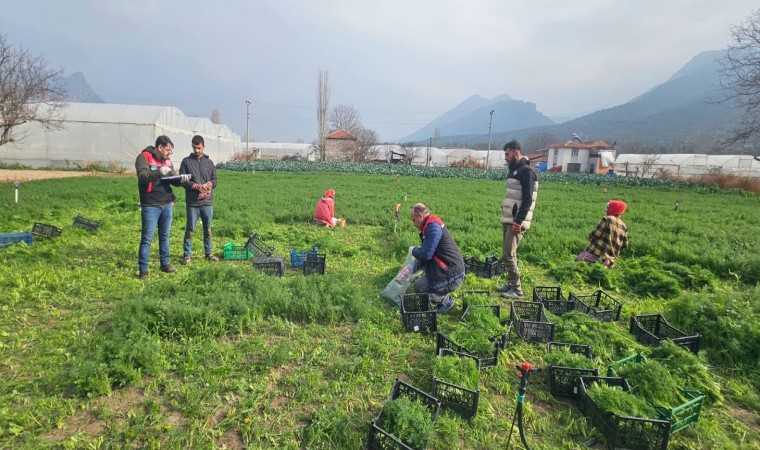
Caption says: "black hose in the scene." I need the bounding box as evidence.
[517,400,531,450]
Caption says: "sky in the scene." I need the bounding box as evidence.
[1,1,758,143]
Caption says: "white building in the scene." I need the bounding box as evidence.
[614,153,760,178]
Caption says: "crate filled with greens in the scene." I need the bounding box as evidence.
[629,314,700,354]
[576,376,671,450]
[432,350,481,419]
[459,303,510,349]
[570,289,622,322]
[510,300,555,343]
[367,379,440,450]
[435,332,499,369]
[545,341,598,398]
[401,293,437,334]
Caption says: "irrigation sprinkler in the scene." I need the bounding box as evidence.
[393,203,401,234]
[507,361,541,450]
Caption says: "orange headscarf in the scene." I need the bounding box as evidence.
[325,189,335,199]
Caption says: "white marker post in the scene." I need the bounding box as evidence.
[14,181,19,203]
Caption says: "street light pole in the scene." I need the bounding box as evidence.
[486,109,494,169]
[245,100,251,153]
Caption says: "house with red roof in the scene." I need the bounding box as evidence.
[541,135,616,174]
[324,130,359,162]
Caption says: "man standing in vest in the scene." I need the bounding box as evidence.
[409,203,466,313]
[135,135,190,280]
[180,135,219,264]
[497,140,538,299]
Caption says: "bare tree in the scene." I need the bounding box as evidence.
[398,142,421,165]
[720,9,760,146]
[639,154,660,178]
[523,131,557,153]
[316,70,330,161]
[210,108,221,124]
[0,34,66,146]
[355,127,379,162]
[329,104,361,134]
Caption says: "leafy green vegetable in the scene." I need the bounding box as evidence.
[616,360,684,408]
[463,306,504,337]
[545,347,595,370]
[380,397,434,449]
[648,341,722,403]
[587,383,657,419]
[433,354,480,389]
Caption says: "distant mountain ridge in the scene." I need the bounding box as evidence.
[57,72,104,103]
[400,94,554,142]
[412,50,742,150]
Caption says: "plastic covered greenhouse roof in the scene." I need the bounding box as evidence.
[59,102,187,128]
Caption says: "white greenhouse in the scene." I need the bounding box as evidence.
[614,153,760,178]
[0,103,241,168]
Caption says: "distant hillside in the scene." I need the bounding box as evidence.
[58,72,104,103]
[400,94,554,142]
[432,50,743,151]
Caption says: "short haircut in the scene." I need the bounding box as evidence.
[192,135,205,146]
[155,135,174,148]
[411,203,429,216]
[504,140,522,152]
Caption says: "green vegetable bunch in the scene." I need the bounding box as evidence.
[380,397,435,450]
[433,354,480,389]
[587,383,657,419]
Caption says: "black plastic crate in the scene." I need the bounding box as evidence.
[367,379,441,450]
[252,256,284,276]
[459,304,511,350]
[546,342,597,398]
[72,214,101,231]
[435,332,499,369]
[463,255,499,278]
[303,252,326,275]
[532,286,575,316]
[401,294,437,334]
[570,290,622,322]
[244,232,275,257]
[432,377,480,420]
[629,314,700,354]
[509,301,555,344]
[576,376,671,450]
[31,222,62,238]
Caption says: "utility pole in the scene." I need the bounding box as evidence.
[245,100,251,152]
[485,109,494,169]
[427,137,432,168]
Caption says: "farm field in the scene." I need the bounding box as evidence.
[1,168,759,449]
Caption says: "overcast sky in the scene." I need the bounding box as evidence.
[2,1,757,143]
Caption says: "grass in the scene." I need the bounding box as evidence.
[0,170,758,449]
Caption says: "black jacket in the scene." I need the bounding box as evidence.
[179,153,217,207]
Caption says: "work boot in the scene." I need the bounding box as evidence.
[434,295,455,313]
[495,285,513,293]
[160,264,177,273]
[181,256,192,265]
[205,254,219,262]
[500,288,524,299]
[138,271,149,280]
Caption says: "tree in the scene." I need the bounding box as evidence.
[355,127,379,162]
[721,9,760,146]
[0,34,66,146]
[523,131,558,153]
[398,142,421,165]
[315,70,330,161]
[210,108,221,124]
[328,103,380,162]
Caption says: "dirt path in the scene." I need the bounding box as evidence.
[0,169,129,183]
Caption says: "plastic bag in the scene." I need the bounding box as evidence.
[381,249,417,307]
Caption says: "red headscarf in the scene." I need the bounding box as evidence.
[325,189,335,199]
[606,200,627,216]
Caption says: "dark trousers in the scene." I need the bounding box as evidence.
[413,276,463,304]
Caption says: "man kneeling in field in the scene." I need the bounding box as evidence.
[408,203,466,313]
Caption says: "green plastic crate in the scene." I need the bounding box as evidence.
[223,242,253,260]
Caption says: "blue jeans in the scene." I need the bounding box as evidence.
[138,204,173,272]
[184,205,213,257]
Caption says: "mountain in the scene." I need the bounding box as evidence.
[58,72,104,103]
[428,50,742,150]
[400,94,554,142]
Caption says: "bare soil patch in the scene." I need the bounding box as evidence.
[0,169,129,183]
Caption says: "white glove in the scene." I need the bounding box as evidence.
[180,174,191,182]
[159,166,171,176]
[408,246,415,255]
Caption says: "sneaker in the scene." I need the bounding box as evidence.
[181,256,192,265]
[160,264,177,273]
[495,285,513,293]
[205,254,219,262]
[434,295,455,313]
[138,271,149,280]
[500,289,524,299]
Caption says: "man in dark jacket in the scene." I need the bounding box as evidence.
[135,135,190,280]
[497,140,538,299]
[179,135,219,264]
[409,203,466,313]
